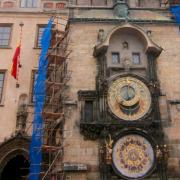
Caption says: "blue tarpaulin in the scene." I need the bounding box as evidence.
[171,5,180,24]
[29,17,54,180]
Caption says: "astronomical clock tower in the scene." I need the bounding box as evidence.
[78,22,168,179]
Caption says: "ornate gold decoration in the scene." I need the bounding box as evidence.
[112,134,155,179]
[107,76,152,121]
[105,134,114,164]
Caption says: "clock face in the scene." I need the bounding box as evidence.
[112,134,155,179]
[107,76,151,121]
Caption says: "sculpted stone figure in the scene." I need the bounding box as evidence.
[16,94,28,133]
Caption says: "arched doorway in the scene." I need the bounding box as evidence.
[1,154,29,180]
[0,135,30,180]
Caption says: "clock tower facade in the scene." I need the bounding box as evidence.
[79,23,167,179]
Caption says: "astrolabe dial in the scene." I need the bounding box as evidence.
[112,134,155,179]
[107,76,151,121]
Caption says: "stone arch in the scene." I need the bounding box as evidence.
[0,135,30,177]
[93,23,162,56]
[0,148,28,171]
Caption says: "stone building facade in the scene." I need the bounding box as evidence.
[65,0,180,180]
[0,0,180,180]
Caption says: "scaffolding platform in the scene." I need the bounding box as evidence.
[42,112,64,120]
[29,16,70,180]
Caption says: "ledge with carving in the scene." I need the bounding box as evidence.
[80,120,163,141]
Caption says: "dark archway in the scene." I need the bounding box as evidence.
[1,155,29,180]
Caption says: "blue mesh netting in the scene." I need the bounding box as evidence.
[29,17,54,180]
[171,5,180,24]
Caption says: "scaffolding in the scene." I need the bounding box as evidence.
[29,16,71,180]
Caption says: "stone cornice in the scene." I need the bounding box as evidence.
[69,18,176,25]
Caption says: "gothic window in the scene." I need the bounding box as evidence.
[132,52,141,65]
[20,0,37,8]
[112,52,120,64]
[0,25,12,47]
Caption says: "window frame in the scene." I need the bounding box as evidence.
[20,0,37,8]
[132,52,141,65]
[35,24,55,48]
[0,24,12,48]
[111,52,120,64]
[35,24,46,48]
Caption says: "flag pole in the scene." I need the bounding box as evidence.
[16,22,24,87]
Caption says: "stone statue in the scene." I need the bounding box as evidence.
[123,57,131,71]
[156,145,163,163]
[16,94,28,133]
[16,104,28,133]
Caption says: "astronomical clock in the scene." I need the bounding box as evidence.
[107,76,152,121]
[78,23,168,180]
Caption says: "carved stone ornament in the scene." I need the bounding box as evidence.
[123,58,131,71]
[80,124,102,140]
[98,29,105,43]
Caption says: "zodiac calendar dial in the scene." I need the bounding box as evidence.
[112,134,155,179]
[107,76,152,121]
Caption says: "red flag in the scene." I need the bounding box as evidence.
[11,45,20,80]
